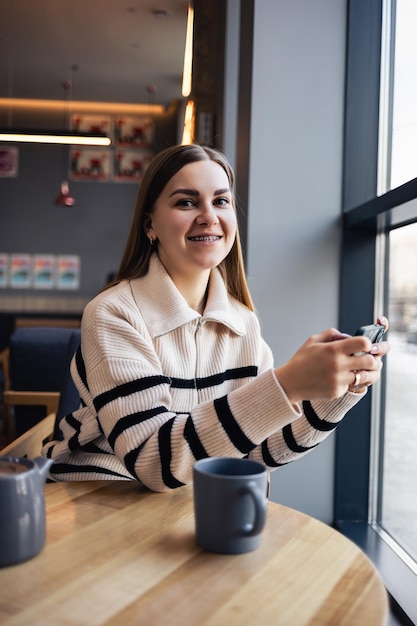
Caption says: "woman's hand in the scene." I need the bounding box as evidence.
[348,316,390,393]
[275,316,391,404]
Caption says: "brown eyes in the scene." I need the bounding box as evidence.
[176,199,195,207]
[176,197,231,208]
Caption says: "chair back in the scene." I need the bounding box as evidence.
[53,334,81,439]
[8,327,81,436]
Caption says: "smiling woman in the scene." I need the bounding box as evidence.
[143,159,237,309]
[42,143,389,491]
[115,143,251,309]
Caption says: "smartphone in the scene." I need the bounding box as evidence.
[353,324,385,355]
[355,324,385,343]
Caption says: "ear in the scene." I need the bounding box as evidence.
[143,213,155,239]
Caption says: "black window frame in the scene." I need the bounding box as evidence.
[336,2,417,624]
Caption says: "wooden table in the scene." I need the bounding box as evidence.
[0,481,388,625]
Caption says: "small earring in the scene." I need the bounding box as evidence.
[149,237,154,246]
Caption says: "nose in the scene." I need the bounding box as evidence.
[195,203,219,226]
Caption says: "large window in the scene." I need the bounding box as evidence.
[380,222,417,566]
[373,0,417,571]
[337,1,417,623]
[390,0,417,189]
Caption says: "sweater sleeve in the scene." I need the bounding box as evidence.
[44,289,365,491]
[247,388,364,467]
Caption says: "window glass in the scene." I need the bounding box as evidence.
[390,0,417,189]
[381,221,417,562]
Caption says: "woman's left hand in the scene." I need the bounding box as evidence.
[348,316,391,393]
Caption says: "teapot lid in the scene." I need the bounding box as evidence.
[0,457,32,478]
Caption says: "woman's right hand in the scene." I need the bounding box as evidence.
[274,327,390,404]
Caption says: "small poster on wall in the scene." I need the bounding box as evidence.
[69,148,111,181]
[0,254,9,287]
[71,114,112,139]
[114,116,154,148]
[113,149,153,182]
[0,147,18,177]
[33,254,55,289]
[57,255,80,290]
[10,254,31,288]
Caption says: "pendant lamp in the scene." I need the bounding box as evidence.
[55,80,76,206]
[55,180,75,206]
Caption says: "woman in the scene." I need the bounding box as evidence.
[43,144,390,490]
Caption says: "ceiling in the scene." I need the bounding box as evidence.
[0,0,189,107]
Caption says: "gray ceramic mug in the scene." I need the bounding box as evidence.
[193,457,268,554]
[0,456,53,567]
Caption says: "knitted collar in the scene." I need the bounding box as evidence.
[130,254,246,338]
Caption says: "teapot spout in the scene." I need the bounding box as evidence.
[33,457,54,483]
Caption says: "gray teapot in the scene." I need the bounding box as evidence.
[0,456,53,567]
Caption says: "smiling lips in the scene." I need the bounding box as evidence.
[188,236,222,242]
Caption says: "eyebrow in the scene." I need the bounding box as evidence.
[169,187,231,197]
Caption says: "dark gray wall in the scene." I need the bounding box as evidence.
[0,109,178,302]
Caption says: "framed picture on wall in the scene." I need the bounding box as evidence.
[10,254,31,288]
[0,254,9,287]
[57,255,80,290]
[114,116,154,148]
[33,254,55,289]
[69,148,111,181]
[71,114,112,140]
[0,146,18,177]
[113,149,153,183]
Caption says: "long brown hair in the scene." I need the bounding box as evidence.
[115,144,254,311]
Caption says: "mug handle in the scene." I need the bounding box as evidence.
[238,481,267,537]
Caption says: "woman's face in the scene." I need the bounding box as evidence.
[145,159,237,281]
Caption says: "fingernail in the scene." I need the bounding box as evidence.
[370,345,379,354]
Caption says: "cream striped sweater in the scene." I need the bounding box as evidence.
[42,254,363,491]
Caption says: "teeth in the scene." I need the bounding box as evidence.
[190,236,219,241]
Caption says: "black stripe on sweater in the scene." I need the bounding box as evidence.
[159,418,186,489]
[184,415,208,459]
[302,401,338,432]
[107,406,169,449]
[93,375,170,412]
[170,365,258,390]
[214,395,256,454]
[282,424,319,454]
[67,413,82,452]
[75,346,88,390]
[124,442,146,479]
[63,411,118,454]
[261,440,287,467]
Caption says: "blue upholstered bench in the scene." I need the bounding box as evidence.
[5,327,81,437]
